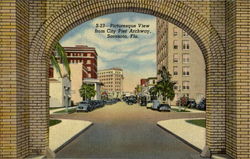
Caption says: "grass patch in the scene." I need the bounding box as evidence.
[49,119,62,127]
[186,119,206,128]
[171,108,190,112]
[53,108,76,114]
[49,107,64,110]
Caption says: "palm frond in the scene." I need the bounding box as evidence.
[50,54,62,78]
[56,43,71,79]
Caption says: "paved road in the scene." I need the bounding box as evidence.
[53,102,205,159]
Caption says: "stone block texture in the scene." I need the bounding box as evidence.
[0,0,249,158]
[226,0,250,158]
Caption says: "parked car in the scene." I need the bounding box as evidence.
[76,101,92,112]
[187,98,196,108]
[127,99,134,105]
[197,98,206,110]
[151,100,160,110]
[158,104,171,112]
[126,96,137,105]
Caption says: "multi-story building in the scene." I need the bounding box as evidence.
[63,45,98,79]
[156,18,206,104]
[98,68,124,98]
[138,77,157,100]
[49,45,99,105]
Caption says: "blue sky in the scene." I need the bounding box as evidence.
[60,12,156,92]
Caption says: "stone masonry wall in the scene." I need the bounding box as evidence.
[226,0,250,158]
[0,0,29,158]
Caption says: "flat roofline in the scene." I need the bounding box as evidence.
[98,67,123,71]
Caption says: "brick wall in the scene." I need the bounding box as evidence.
[226,0,250,158]
[0,0,29,158]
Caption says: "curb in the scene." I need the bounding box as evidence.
[54,122,94,153]
[157,123,202,153]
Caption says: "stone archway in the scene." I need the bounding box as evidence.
[29,0,226,156]
[1,0,249,159]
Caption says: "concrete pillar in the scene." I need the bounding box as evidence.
[226,0,250,158]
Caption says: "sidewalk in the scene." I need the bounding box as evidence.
[50,119,92,152]
[157,118,206,151]
[157,118,232,159]
[50,106,76,114]
[171,106,206,113]
[27,119,93,159]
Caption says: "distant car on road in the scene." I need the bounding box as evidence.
[125,96,137,105]
[197,98,206,110]
[187,99,196,108]
[158,104,171,112]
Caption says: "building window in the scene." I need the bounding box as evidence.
[173,81,178,90]
[182,53,190,63]
[173,54,178,63]
[174,85,178,90]
[173,27,178,36]
[182,81,190,90]
[88,73,91,78]
[153,80,155,84]
[87,60,91,64]
[183,66,190,76]
[183,31,189,37]
[87,67,91,71]
[182,40,190,50]
[173,40,178,49]
[173,66,178,75]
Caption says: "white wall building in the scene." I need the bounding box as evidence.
[49,73,71,108]
[98,68,124,99]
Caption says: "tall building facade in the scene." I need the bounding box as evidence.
[98,68,124,98]
[156,18,206,104]
[50,45,98,104]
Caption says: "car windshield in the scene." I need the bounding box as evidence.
[160,104,168,106]
[79,103,88,106]
[80,101,88,104]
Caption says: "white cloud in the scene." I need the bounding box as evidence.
[96,48,129,61]
[60,33,82,46]
[91,17,111,26]
[97,58,107,70]
[60,13,157,92]
[118,17,156,31]
[130,53,156,62]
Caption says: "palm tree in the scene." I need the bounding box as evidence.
[50,42,71,79]
[157,80,175,102]
[50,42,71,112]
[79,83,96,100]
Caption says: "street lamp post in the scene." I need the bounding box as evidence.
[64,86,69,113]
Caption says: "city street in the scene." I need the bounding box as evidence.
[52,102,205,159]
